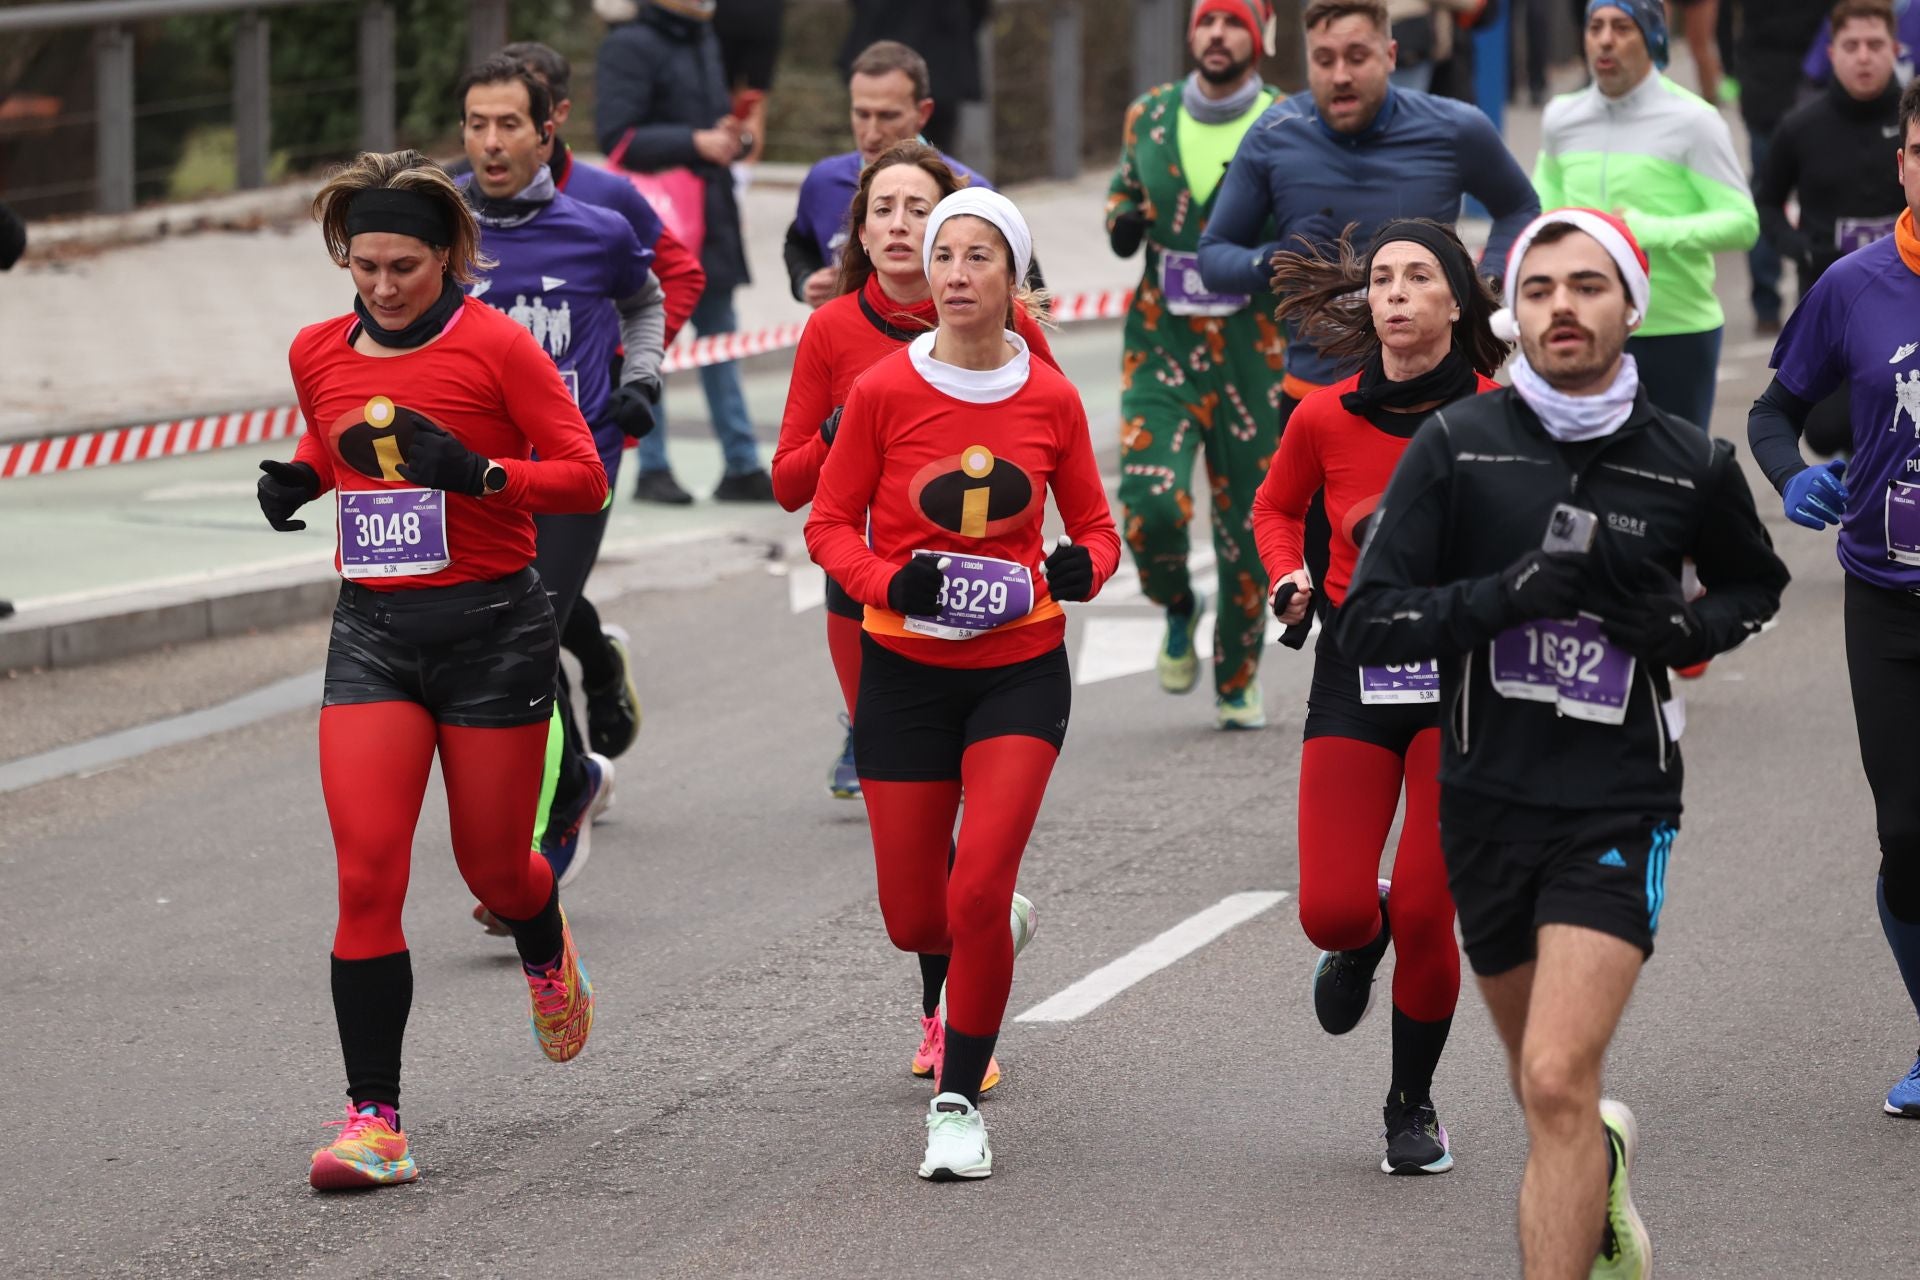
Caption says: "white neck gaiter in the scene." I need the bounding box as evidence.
[1510,351,1641,442]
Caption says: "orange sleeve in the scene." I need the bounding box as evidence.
[1251,392,1326,585]
[771,319,835,511]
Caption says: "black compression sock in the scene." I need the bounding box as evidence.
[1166,591,1196,616]
[917,953,950,1017]
[938,1026,999,1104]
[1387,1007,1453,1107]
[331,950,412,1110]
[498,884,566,971]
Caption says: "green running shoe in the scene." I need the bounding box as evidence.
[1010,891,1037,958]
[1592,1099,1651,1279]
[1215,676,1267,730]
[1157,595,1205,694]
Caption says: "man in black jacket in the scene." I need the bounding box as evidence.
[1736,0,1830,332]
[1340,209,1787,1280]
[594,0,775,505]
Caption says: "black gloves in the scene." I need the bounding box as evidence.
[1501,549,1590,623]
[396,421,488,496]
[1042,535,1095,602]
[1109,208,1150,258]
[257,459,320,532]
[820,405,843,447]
[607,382,657,440]
[888,554,948,615]
[1601,565,1706,668]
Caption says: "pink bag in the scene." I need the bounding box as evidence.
[608,129,708,259]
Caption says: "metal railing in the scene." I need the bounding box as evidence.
[0,0,510,213]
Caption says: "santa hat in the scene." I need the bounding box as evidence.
[1190,0,1276,58]
[1490,208,1650,342]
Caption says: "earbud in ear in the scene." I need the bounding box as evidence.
[1626,308,1641,326]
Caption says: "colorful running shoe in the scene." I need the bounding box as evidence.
[1381,1094,1454,1175]
[1311,880,1391,1035]
[308,1103,417,1191]
[829,712,861,800]
[1884,1055,1920,1116]
[1215,676,1267,730]
[919,1092,993,1181]
[1010,891,1038,958]
[584,624,642,759]
[1593,1099,1651,1279]
[527,910,594,1062]
[911,1014,1002,1093]
[1157,595,1205,694]
[542,752,612,888]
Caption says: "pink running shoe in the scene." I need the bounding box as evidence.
[913,1014,1001,1093]
[309,1104,417,1191]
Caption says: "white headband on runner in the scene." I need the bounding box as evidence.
[923,187,1034,287]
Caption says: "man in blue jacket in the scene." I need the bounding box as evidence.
[594,0,774,505]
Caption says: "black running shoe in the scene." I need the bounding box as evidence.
[1310,880,1391,1035]
[712,468,776,503]
[584,624,641,759]
[1381,1095,1454,1175]
[632,469,694,505]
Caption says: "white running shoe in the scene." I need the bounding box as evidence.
[919,1093,992,1181]
[1010,892,1038,958]
[587,751,616,824]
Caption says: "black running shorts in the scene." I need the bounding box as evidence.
[323,567,558,728]
[1442,812,1678,976]
[1303,641,1440,757]
[853,634,1071,781]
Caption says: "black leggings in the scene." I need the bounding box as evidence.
[533,502,612,828]
[1845,575,1920,919]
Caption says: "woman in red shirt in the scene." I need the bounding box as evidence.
[806,188,1119,1180]
[774,141,1056,1089]
[1251,218,1507,1178]
[254,151,608,1191]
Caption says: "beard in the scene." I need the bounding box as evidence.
[1199,52,1255,86]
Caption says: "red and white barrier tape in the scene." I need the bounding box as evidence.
[0,287,1138,481]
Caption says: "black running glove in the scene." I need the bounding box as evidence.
[1600,564,1706,668]
[1109,209,1150,258]
[395,421,488,496]
[888,553,948,615]
[1500,549,1591,623]
[1042,535,1095,602]
[607,382,657,440]
[256,459,320,532]
[820,405,844,447]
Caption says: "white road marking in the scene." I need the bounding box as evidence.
[1074,613,1306,686]
[1015,890,1290,1023]
[788,562,826,614]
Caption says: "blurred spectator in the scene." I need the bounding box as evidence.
[835,0,991,153]
[594,0,775,504]
[1803,0,1920,82]
[1737,0,1829,332]
[1669,0,1723,105]
[0,199,23,271]
[713,0,785,165]
[1390,1,1486,94]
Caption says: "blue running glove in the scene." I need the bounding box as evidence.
[1782,459,1848,530]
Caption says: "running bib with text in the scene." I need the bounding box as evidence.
[1359,660,1440,705]
[338,489,450,579]
[1836,215,1899,254]
[1160,249,1250,317]
[1490,614,1635,725]
[1886,480,1920,565]
[902,553,1035,641]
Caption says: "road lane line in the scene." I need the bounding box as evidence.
[1014,890,1290,1022]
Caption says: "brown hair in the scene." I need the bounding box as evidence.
[1832,0,1897,39]
[833,140,968,310]
[1270,219,1508,377]
[1302,0,1389,34]
[849,39,932,101]
[311,149,489,284]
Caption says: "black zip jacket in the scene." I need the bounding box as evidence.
[1337,386,1788,832]
[1737,0,1829,135]
[1755,76,1904,285]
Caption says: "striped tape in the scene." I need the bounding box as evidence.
[0,287,1138,481]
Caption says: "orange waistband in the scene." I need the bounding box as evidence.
[863,598,1065,640]
[1282,373,1327,402]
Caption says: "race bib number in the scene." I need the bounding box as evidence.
[1887,480,1920,566]
[902,553,1035,641]
[1490,614,1636,726]
[1835,215,1899,254]
[1159,249,1251,317]
[1358,660,1440,705]
[338,489,450,580]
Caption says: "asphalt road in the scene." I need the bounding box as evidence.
[4,311,1917,1279]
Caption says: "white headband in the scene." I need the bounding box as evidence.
[923,188,1033,288]
[1491,208,1650,341]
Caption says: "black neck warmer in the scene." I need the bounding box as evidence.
[1340,345,1479,436]
[353,274,464,350]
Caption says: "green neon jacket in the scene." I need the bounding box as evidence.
[1532,72,1759,337]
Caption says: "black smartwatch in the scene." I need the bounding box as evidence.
[481,461,508,496]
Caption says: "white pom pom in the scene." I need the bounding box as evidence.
[1490,307,1519,343]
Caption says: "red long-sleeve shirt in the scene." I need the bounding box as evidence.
[288,298,608,590]
[805,341,1119,668]
[1252,371,1499,607]
[773,273,1058,512]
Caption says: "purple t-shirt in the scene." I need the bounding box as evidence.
[560,151,666,251]
[792,148,989,265]
[1771,232,1920,589]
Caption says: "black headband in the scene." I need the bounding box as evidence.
[344,187,454,248]
[1365,219,1474,312]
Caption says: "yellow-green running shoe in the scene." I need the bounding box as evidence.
[1592,1099,1651,1279]
[1156,596,1205,694]
[1215,676,1267,730]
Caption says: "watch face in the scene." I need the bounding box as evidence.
[485,464,508,493]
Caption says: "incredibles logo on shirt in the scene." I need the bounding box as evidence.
[907,444,1040,539]
[328,395,441,482]
[1343,492,1383,550]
